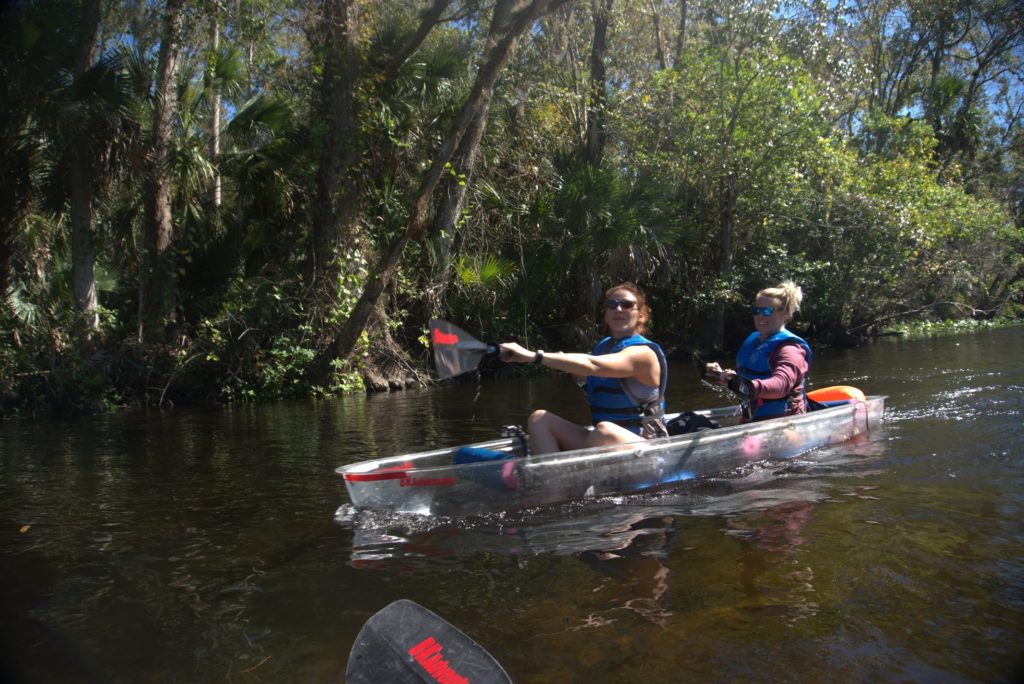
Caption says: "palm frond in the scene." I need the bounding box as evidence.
[457,254,515,289]
[7,287,43,329]
[224,94,293,146]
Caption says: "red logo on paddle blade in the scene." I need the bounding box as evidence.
[408,637,469,684]
[433,328,459,345]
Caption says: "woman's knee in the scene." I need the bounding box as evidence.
[527,409,550,428]
[588,421,622,444]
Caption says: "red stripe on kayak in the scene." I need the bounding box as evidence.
[432,328,458,345]
[344,470,407,482]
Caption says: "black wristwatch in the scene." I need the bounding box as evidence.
[533,350,544,364]
[728,375,753,398]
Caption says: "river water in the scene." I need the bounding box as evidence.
[1,327,1021,683]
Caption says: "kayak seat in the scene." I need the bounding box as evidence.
[807,385,866,411]
[666,411,720,435]
[454,446,514,464]
[454,446,522,491]
[814,399,856,408]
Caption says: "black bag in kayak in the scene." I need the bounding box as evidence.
[666,411,719,436]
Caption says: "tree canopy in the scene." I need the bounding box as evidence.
[1,0,1022,414]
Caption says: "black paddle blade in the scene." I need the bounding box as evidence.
[346,599,512,684]
[429,319,496,379]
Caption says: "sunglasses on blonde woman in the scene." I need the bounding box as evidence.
[606,298,637,311]
[750,306,776,316]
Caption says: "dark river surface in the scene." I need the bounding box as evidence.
[1,326,1022,683]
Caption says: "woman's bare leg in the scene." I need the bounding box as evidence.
[527,410,590,455]
[583,421,644,449]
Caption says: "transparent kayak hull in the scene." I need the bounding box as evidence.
[337,397,886,517]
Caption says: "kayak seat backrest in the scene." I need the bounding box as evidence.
[806,385,866,412]
[806,385,866,403]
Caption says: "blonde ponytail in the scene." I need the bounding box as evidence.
[758,281,803,319]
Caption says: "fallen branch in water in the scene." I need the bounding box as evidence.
[239,656,270,674]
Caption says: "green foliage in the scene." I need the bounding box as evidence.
[761,113,1023,338]
[891,318,1023,337]
[2,0,1022,414]
[183,274,367,404]
[457,254,515,289]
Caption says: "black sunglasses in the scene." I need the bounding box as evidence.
[606,298,637,311]
[750,306,776,316]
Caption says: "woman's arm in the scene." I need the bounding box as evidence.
[751,343,808,398]
[500,342,660,385]
[704,345,808,400]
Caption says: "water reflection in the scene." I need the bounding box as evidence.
[3,327,1022,683]
[577,514,676,627]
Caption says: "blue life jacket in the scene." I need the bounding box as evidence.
[736,329,813,419]
[585,335,668,434]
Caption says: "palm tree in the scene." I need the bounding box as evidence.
[140,0,186,342]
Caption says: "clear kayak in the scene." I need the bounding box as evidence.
[337,395,886,518]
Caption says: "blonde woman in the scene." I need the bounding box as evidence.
[705,281,813,421]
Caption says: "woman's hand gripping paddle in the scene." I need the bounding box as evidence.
[346,599,512,684]
[429,319,499,379]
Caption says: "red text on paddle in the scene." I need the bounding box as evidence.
[408,636,468,684]
[432,328,458,345]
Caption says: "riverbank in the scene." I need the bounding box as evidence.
[1,316,1020,418]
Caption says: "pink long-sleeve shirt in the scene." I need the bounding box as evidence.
[750,342,810,412]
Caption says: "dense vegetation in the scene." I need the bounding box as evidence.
[2,0,1022,414]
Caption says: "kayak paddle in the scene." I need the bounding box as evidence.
[429,319,499,379]
[346,599,512,684]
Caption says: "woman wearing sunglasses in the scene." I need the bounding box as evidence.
[704,281,813,421]
[498,282,669,455]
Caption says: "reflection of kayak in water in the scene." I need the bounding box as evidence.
[337,388,886,518]
[342,440,884,568]
[345,501,684,565]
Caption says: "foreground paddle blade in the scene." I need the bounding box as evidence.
[346,599,512,684]
[429,319,496,379]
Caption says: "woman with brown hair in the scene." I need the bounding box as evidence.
[499,282,669,455]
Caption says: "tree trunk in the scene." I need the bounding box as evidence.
[311,0,570,383]
[308,0,360,305]
[140,0,185,341]
[567,0,613,345]
[308,0,462,328]
[70,160,98,331]
[70,0,103,334]
[425,0,516,314]
[650,0,666,70]
[672,0,688,68]
[424,97,491,314]
[585,0,612,167]
[209,17,221,209]
[707,172,738,352]
[383,0,454,82]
